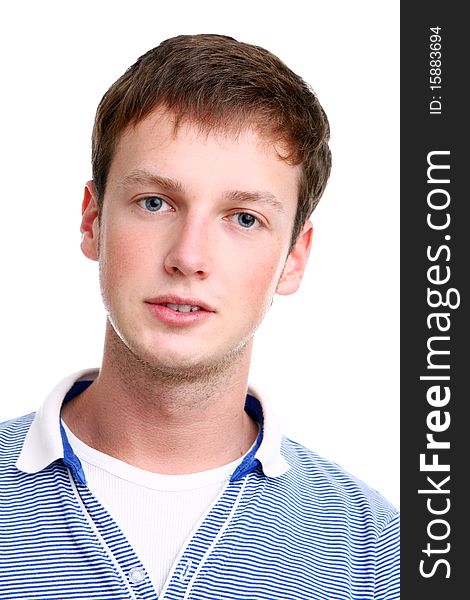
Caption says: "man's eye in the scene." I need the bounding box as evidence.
[137,196,171,212]
[234,212,259,228]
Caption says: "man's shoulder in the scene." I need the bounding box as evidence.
[0,412,36,466]
[0,412,36,435]
[278,436,398,532]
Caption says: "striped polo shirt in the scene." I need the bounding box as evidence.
[0,370,399,599]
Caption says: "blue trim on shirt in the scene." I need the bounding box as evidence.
[59,380,93,485]
[59,421,87,484]
[230,394,264,482]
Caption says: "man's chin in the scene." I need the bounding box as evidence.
[137,351,235,383]
[108,321,252,383]
[126,340,253,385]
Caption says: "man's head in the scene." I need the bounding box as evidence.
[91,34,331,248]
[81,34,332,379]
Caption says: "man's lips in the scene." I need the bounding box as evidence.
[145,295,215,326]
[145,295,215,313]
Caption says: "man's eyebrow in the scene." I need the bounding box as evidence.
[223,190,286,214]
[116,169,184,193]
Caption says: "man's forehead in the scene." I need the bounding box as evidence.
[119,105,295,164]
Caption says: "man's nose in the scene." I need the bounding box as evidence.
[163,215,212,278]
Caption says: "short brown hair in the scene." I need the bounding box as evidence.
[92,34,331,246]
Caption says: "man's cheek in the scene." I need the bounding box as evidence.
[104,232,146,275]
[244,266,280,309]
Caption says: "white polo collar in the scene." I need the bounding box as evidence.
[16,369,290,481]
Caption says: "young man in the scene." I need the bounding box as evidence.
[0,34,399,599]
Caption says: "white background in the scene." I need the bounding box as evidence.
[0,1,399,508]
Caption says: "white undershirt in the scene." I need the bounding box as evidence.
[61,420,253,594]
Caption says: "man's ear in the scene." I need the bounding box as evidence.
[80,181,100,261]
[276,220,313,296]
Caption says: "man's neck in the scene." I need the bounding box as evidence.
[61,327,259,475]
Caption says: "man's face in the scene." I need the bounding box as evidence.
[81,108,312,375]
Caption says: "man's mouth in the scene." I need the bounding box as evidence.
[146,295,215,313]
[163,303,202,313]
[144,296,215,326]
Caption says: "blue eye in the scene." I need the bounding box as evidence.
[143,196,163,211]
[236,213,258,228]
[138,196,171,212]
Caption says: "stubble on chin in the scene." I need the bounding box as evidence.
[105,317,252,388]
